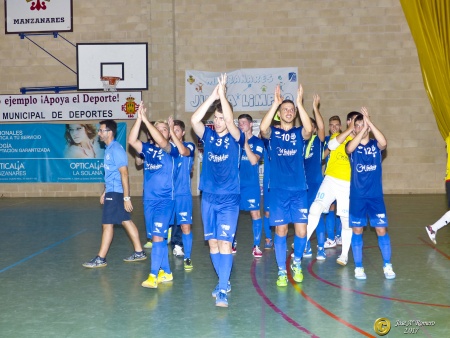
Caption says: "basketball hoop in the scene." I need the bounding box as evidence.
[101,76,120,91]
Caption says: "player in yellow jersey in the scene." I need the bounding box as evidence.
[425,132,450,245]
[306,111,360,266]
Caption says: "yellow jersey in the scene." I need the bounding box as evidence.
[446,134,450,181]
[324,133,353,182]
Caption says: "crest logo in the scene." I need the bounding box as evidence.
[27,0,50,11]
[121,96,140,117]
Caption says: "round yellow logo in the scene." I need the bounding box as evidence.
[374,318,391,336]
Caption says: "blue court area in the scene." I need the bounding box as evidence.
[0,195,449,337]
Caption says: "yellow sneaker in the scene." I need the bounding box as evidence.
[141,274,158,288]
[143,241,153,249]
[157,271,173,283]
[276,271,288,287]
[290,261,304,283]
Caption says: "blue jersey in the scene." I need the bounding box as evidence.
[104,140,128,193]
[240,135,264,188]
[262,137,270,191]
[199,127,245,195]
[266,126,308,191]
[349,139,384,198]
[174,141,195,196]
[304,134,324,186]
[141,141,179,200]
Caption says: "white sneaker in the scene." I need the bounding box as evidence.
[354,267,367,280]
[336,255,348,266]
[324,238,337,249]
[173,244,184,257]
[383,263,396,279]
[252,245,263,258]
[335,235,342,245]
[425,226,436,245]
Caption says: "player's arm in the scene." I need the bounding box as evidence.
[168,116,190,156]
[139,107,171,153]
[260,84,283,139]
[119,165,133,212]
[244,136,261,165]
[313,94,326,142]
[191,83,220,139]
[128,102,144,154]
[328,119,355,150]
[218,74,241,142]
[346,122,367,154]
[361,107,387,150]
[297,84,313,140]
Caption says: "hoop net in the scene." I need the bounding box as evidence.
[101,76,120,91]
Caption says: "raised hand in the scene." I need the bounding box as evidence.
[217,73,228,98]
[274,84,283,106]
[313,94,320,111]
[296,84,304,106]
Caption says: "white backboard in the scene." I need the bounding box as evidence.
[77,43,148,91]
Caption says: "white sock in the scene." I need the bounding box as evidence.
[340,216,352,258]
[431,210,450,232]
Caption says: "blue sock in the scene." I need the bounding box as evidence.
[317,216,326,247]
[218,253,233,291]
[150,241,164,276]
[326,210,336,239]
[351,233,363,267]
[160,240,171,273]
[336,216,342,237]
[294,235,306,260]
[210,252,220,276]
[252,218,262,246]
[378,233,391,265]
[182,232,193,259]
[263,216,271,240]
[274,234,287,270]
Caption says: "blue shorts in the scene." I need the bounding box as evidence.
[102,192,131,224]
[269,188,308,226]
[239,185,261,211]
[201,192,239,242]
[349,196,388,227]
[144,199,175,238]
[170,194,193,225]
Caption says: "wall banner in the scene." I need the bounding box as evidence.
[185,67,298,112]
[0,92,142,122]
[0,123,126,183]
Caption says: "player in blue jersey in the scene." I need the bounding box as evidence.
[303,94,326,260]
[191,74,245,307]
[260,84,313,287]
[346,108,395,280]
[82,120,147,268]
[128,103,180,289]
[168,117,196,270]
[237,114,265,258]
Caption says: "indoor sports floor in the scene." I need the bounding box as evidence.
[0,194,449,338]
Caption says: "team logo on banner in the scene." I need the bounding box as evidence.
[27,0,50,11]
[121,97,140,118]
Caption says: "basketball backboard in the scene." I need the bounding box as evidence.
[76,43,148,91]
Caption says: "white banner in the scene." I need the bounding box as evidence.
[185,67,298,112]
[0,92,142,122]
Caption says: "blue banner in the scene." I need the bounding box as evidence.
[0,123,126,183]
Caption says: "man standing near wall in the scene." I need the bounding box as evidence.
[83,120,146,268]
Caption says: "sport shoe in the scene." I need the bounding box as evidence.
[212,281,231,297]
[303,247,313,258]
[276,270,288,287]
[142,274,158,288]
[316,247,326,261]
[82,256,107,268]
[290,260,304,283]
[232,240,237,254]
[143,241,153,249]
[335,235,342,245]
[123,251,147,262]
[324,238,337,249]
[215,291,229,307]
[425,226,436,245]
[252,245,263,258]
[336,255,348,266]
[173,244,184,257]
[184,258,193,271]
[383,263,396,279]
[355,267,367,280]
[157,271,173,283]
[264,238,273,249]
